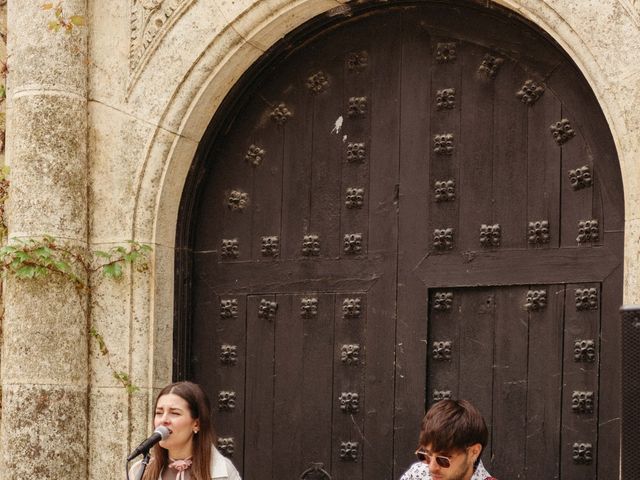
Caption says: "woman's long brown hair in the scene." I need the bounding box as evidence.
[141,381,217,480]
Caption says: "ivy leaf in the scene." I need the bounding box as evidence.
[16,265,37,278]
[94,250,111,259]
[102,262,123,279]
[41,3,54,10]
[48,21,61,32]
[70,15,85,26]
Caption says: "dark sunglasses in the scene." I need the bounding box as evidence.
[415,449,451,468]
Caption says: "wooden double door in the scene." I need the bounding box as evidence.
[178,2,624,479]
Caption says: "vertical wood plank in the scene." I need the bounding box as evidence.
[244,294,275,479]
[395,11,431,478]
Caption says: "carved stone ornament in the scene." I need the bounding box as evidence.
[576,220,599,244]
[339,442,359,462]
[569,166,593,190]
[348,97,367,117]
[436,42,457,63]
[433,133,454,155]
[550,119,576,145]
[227,190,248,211]
[346,142,366,163]
[258,299,278,320]
[433,228,454,250]
[341,344,360,365]
[307,71,329,94]
[302,234,321,256]
[261,236,280,257]
[575,287,598,311]
[434,179,456,202]
[516,80,545,105]
[300,463,332,480]
[433,390,453,402]
[219,344,238,365]
[478,54,504,79]
[339,392,360,414]
[574,339,596,363]
[572,391,594,414]
[129,0,195,90]
[345,188,365,209]
[217,437,235,457]
[433,291,453,311]
[525,290,547,311]
[528,220,550,245]
[220,299,239,319]
[480,224,501,248]
[218,391,237,411]
[300,297,318,318]
[342,298,362,318]
[347,50,368,72]
[432,341,452,360]
[572,443,593,464]
[270,103,292,125]
[221,238,239,259]
[436,88,456,110]
[245,144,266,167]
[343,233,363,254]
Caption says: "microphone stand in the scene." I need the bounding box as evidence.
[126,450,152,480]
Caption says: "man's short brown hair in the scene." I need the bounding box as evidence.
[419,399,488,454]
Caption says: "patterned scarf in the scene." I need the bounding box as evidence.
[168,457,193,480]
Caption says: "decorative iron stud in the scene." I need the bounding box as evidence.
[217,437,235,457]
[436,88,456,110]
[221,238,240,259]
[572,391,594,414]
[347,97,367,117]
[434,179,456,202]
[432,341,452,360]
[261,236,280,257]
[343,233,363,254]
[339,392,360,414]
[347,50,368,72]
[569,166,592,190]
[218,391,237,411]
[436,42,457,63]
[220,299,238,319]
[433,133,454,155]
[306,71,329,94]
[577,220,599,244]
[258,299,278,320]
[572,443,593,464]
[433,390,452,402]
[342,298,362,318]
[575,288,598,311]
[528,220,550,244]
[270,103,292,125]
[227,190,248,211]
[302,234,320,256]
[433,228,454,250]
[525,290,547,311]
[245,144,266,166]
[345,187,365,209]
[433,292,453,311]
[341,344,360,365]
[339,442,359,462]
[300,297,318,318]
[516,80,545,105]
[550,119,576,145]
[219,345,238,365]
[346,142,366,163]
[574,339,596,363]
[478,54,504,79]
[480,224,501,248]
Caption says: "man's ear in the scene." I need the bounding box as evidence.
[468,443,482,461]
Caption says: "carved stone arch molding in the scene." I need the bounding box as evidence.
[132,0,638,468]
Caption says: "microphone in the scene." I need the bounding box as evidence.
[127,426,171,461]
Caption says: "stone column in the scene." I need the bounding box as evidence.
[1,1,88,478]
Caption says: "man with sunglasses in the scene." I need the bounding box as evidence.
[399,399,496,480]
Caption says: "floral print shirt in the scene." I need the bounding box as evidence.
[399,460,495,480]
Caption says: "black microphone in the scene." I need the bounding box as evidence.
[127,426,171,461]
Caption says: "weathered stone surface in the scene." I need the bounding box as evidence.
[1,385,87,479]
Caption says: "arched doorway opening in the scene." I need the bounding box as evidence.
[175,2,624,478]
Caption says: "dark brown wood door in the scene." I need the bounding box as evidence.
[179,3,623,479]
